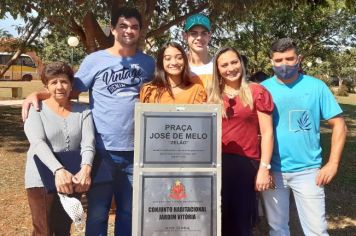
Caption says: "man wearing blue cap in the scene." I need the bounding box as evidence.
[183,14,213,90]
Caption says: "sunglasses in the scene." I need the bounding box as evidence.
[226,98,236,118]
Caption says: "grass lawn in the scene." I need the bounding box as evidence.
[322,94,356,234]
[0,94,355,235]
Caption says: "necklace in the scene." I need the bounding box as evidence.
[224,89,239,98]
[171,82,183,88]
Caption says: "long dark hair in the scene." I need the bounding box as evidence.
[142,42,191,102]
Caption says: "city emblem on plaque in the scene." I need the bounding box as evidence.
[169,180,187,200]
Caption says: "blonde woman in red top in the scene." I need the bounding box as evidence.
[208,47,274,235]
[140,42,206,104]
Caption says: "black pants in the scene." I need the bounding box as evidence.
[222,154,259,236]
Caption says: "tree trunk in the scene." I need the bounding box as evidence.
[62,0,210,53]
[338,77,344,91]
[137,0,156,50]
[338,77,344,88]
[0,19,48,78]
[252,20,258,74]
[0,50,23,78]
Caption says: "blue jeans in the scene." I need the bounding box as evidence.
[86,150,133,236]
[261,168,328,236]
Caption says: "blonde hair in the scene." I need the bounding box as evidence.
[207,47,253,117]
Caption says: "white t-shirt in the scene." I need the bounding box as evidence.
[189,61,213,90]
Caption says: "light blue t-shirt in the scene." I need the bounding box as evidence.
[74,49,155,151]
[261,74,342,172]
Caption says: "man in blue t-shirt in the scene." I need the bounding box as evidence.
[74,7,154,236]
[22,7,155,236]
[261,38,346,236]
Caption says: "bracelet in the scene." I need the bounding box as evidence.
[80,163,92,167]
[53,167,64,176]
[260,162,271,170]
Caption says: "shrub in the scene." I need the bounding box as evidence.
[335,84,349,97]
[317,74,333,87]
[344,78,355,93]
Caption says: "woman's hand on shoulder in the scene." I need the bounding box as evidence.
[54,168,74,194]
[72,164,92,193]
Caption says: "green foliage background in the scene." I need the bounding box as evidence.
[1,0,355,81]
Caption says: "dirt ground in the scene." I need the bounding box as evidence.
[0,100,355,235]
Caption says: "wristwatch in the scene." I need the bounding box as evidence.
[260,162,271,170]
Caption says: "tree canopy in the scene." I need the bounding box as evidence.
[1,0,332,52]
[0,28,12,38]
[218,0,355,74]
[1,0,355,81]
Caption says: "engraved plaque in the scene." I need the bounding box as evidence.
[139,172,216,236]
[140,113,217,167]
[133,104,222,236]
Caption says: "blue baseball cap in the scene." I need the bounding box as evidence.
[184,14,211,32]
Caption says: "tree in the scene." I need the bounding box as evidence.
[1,0,207,53]
[0,17,48,78]
[217,0,355,75]
[1,0,325,53]
[321,48,356,93]
[38,29,86,66]
[0,28,12,38]
[0,0,336,78]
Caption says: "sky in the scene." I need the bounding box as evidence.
[0,13,25,37]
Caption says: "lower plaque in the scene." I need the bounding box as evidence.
[139,172,216,236]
